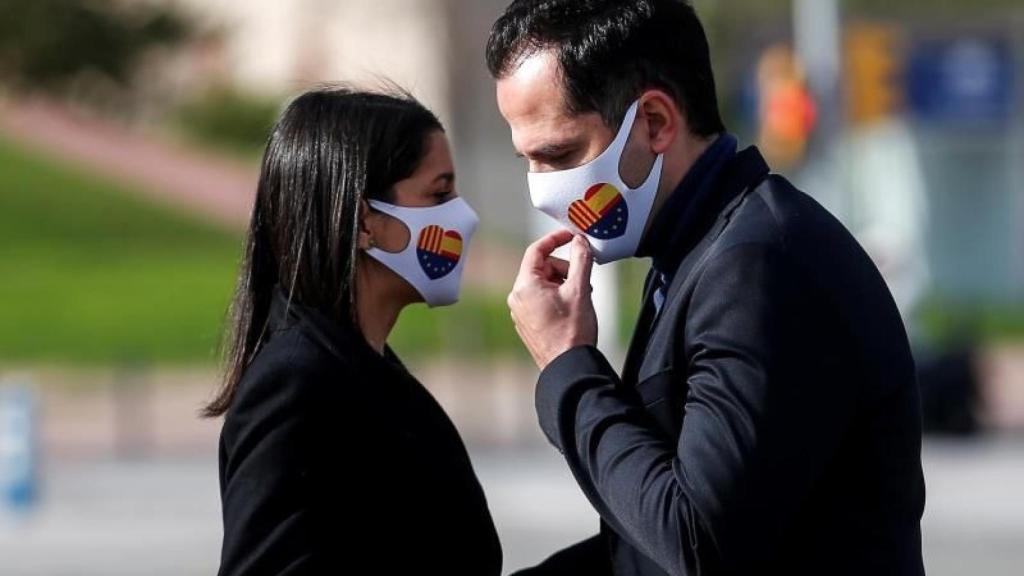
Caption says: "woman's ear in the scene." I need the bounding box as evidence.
[357,199,375,250]
[359,198,411,253]
[639,90,682,155]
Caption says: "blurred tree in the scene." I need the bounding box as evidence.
[174,88,281,157]
[0,0,190,94]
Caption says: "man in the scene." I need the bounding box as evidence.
[487,1,926,575]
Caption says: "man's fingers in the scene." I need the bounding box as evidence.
[546,257,570,281]
[521,229,575,275]
[566,234,595,291]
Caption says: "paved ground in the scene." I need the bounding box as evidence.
[5,370,1024,574]
[1,437,1022,575]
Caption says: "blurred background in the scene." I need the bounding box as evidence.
[0,0,1022,574]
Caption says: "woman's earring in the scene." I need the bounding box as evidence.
[368,238,377,248]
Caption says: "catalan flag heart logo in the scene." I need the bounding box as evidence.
[568,183,629,240]
[417,225,463,280]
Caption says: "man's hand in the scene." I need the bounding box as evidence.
[508,230,598,369]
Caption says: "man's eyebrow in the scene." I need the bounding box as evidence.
[515,140,580,160]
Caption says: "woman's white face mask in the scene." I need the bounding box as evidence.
[365,197,479,307]
[526,100,664,264]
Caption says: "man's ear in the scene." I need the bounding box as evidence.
[620,90,682,188]
[638,89,683,155]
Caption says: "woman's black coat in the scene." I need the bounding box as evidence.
[217,289,502,575]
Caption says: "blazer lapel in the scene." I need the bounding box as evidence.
[634,185,759,381]
[620,268,659,387]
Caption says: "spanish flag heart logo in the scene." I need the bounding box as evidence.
[568,183,629,240]
[417,225,463,280]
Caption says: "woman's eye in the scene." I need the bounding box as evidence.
[433,190,453,203]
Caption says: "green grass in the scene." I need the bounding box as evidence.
[390,257,652,360]
[918,298,1024,347]
[0,137,242,366]
[0,136,529,366]
[172,88,280,160]
[390,294,529,361]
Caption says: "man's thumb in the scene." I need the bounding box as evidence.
[566,235,594,291]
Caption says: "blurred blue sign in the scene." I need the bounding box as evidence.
[907,37,1014,124]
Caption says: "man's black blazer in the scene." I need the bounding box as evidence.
[531,170,926,575]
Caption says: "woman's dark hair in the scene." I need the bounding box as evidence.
[486,0,725,136]
[203,85,443,417]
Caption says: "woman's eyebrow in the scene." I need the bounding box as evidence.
[433,172,455,184]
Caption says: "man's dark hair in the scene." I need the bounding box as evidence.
[486,0,725,136]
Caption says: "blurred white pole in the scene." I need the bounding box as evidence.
[793,0,848,220]
[794,0,841,103]
[531,213,621,364]
[592,261,622,364]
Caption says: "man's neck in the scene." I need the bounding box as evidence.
[640,132,721,242]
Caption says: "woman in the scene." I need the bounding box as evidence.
[205,86,502,575]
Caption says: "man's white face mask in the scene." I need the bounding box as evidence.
[526,100,664,264]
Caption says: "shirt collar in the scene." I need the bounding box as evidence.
[637,133,738,273]
[638,137,772,279]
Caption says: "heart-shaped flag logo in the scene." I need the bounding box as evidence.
[568,183,629,240]
[417,225,463,280]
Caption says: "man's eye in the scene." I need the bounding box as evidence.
[548,152,576,168]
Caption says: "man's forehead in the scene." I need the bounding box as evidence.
[496,52,582,151]
[498,53,567,114]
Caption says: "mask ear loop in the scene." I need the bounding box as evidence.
[603,100,643,170]
[365,201,414,255]
[617,104,661,190]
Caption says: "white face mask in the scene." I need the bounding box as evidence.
[366,197,479,308]
[527,100,664,264]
